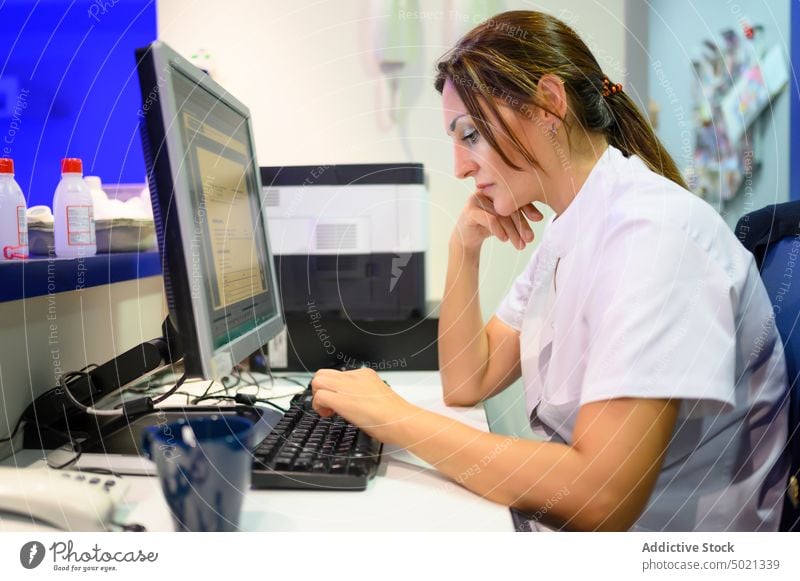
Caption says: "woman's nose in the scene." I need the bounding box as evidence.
[454,145,478,179]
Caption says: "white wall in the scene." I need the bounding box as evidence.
[157,0,637,316]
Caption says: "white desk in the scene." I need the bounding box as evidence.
[1,371,513,532]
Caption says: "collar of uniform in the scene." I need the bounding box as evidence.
[544,144,620,257]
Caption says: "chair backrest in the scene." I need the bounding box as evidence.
[758,236,800,531]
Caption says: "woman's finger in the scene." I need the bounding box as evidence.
[506,211,529,248]
[514,208,535,243]
[498,215,524,249]
[471,206,505,241]
[522,203,544,222]
[486,215,509,242]
[312,389,338,418]
[310,369,344,393]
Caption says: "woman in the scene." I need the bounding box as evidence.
[310,10,789,531]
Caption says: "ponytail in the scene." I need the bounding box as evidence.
[602,90,687,189]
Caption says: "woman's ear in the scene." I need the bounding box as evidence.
[536,74,568,126]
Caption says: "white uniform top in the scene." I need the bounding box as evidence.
[496,145,789,531]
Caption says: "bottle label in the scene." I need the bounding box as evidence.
[66,205,95,246]
[17,205,28,245]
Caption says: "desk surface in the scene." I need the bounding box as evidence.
[1,371,513,532]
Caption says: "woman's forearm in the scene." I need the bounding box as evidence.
[373,393,679,532]
[382,406,611,531]
[437,238,490,405]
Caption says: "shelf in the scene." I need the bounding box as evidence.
[0,251,162,303]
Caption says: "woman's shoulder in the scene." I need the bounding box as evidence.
[601,157,754,281]
[607,155,728,238]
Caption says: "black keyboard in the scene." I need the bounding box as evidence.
[251,388,382,490]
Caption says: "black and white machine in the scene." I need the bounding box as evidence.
[260,163,428,321]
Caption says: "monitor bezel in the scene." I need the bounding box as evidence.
[137,40,284,379]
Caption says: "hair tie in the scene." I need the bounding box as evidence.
[601,76,623,98]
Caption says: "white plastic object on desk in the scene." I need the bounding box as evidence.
[0,467,129,531]
[0,158,28,260]
[53,158,96,258]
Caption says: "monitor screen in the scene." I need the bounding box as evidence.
[171,70,277,348]
[137,41,284,379]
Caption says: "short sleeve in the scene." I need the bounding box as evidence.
[581,218,737,418]
[494,248,542,332]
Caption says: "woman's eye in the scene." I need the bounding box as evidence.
[462,129,479,144]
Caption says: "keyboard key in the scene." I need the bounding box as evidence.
[292,457,313,471]
[349,459,372,476]
[274,458,293,470]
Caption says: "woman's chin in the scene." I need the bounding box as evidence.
[494,201,515,217]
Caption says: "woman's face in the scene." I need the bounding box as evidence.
[442,79,565,217]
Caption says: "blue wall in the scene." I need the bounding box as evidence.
[0,0,156,207]
[792,0,800,201]
[648,0,791,226]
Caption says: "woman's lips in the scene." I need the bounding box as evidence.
[477,183,494,192]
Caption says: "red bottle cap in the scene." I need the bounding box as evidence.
[0,158,13,174]
[61,158,83,174]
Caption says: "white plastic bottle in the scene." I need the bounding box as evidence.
[53,158,96,258]
[0,158,29,260]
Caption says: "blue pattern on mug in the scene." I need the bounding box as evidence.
[142,415,254,532]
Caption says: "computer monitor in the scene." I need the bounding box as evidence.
[135,41,284,380]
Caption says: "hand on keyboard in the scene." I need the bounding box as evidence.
[309,367,414,441]
[251,376,386,490]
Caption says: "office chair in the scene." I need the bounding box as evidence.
[736,203,800,531]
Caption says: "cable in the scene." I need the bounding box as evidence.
[275,375,311,389]
[46,443,83,470]
[77,467,151,478]
[60,369,187,417]
[221,371,241,391]
[258,346,276,387]
[191,393,287,413]
[0,415,24,443]
[152,372,188,404]
[113,522,147,532]
[37,424,85,470]
[123,372,183,394]
[243,368,263,393]
[254,399,287,413]
[59,372,129,417]
[0,362,105,441]
[186,383,242,405]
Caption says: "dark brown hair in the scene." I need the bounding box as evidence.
[435,10,687,188]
